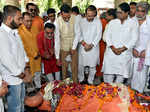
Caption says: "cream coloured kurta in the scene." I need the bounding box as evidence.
[55,15,81,59]
[78,17,102,67]
[102,18,138,78]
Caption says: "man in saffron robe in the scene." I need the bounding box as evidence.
[97,9,117,76]
[26,3,44,37]
[37,23,60,81]
[18,12,41,88]
[96,12,107,76]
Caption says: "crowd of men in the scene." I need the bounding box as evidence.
[0,1,150,112]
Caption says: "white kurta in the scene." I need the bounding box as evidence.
[145,39,150,66]
[102,18,138,78]
[134,16,150,57]
[143,16,150,66]
[78,17,102,67]
[0,76,4,112]
[131,16,150,93]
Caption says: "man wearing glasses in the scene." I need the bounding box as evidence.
[26,3,44,89]
[103,3,138,84]
[26,3,44,37]
[18,12,41,89]
[131,2,150,93]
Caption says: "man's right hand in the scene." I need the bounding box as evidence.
[0,81,8,97]
[23,69,32,83]
[133,49,139,58]
[17,73,25,79]
[43,52,51,59]
[111,46,121,55]
[56,59,62,66]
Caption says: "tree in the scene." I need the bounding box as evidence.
[0,0,5,11]
[73,0,94,14]
[36,0,62,14]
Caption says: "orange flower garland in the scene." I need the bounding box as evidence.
[55,83,150,112]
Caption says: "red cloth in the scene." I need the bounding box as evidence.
[96,18,107,76]
[37,31,60,74]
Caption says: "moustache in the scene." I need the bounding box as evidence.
[136,15,146,20]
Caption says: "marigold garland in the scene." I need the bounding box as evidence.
[54,83,150,112]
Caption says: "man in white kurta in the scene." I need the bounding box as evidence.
[0,11,8,112]
[78,5,102,84]
[102,3,138,84]
[131,2,150,93]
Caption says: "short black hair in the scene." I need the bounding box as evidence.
[0,12,3,26]
[60,4,71,13]
[3,5,21,22]
[130,2,137,6]
[47,8,56,15]
[107,9,117,19]
[72,6,80,14]
[85,5,97,16]
[44,23,55,30]
[26,3,35,9]
[119,2,130,13]
[22,12,31,18]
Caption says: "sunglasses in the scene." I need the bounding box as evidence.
[29,9,36,12]
[137,9,145,13]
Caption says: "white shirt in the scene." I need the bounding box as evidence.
[0,23,29,85]
[145,39,150,66]
[44,19,57,26]
[137,16,150,65]
[75,15,82,24]
[0,76,4,112]
[55,15,81,59]
[129,16,137,21]
[103,16,137,42]
[134,16,150,52]
[78,17,102,66]
[103,18,138,78]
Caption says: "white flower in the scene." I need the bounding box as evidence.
[43,82,54,100]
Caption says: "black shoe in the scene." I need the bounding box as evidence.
[80,80,88,85]
[147,85,150,89]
